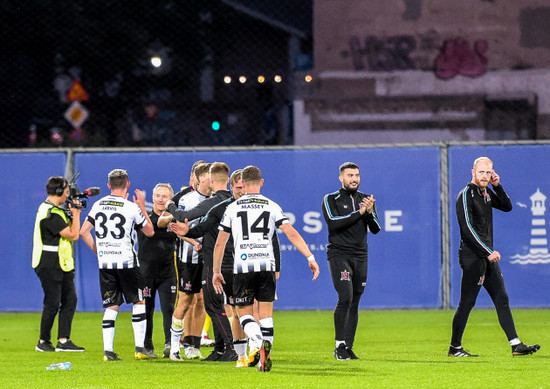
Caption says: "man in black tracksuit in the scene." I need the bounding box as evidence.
[322,162,381,361]
[449,156,540,357]
[137,183,178,358]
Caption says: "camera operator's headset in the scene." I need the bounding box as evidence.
[55,179,68,196]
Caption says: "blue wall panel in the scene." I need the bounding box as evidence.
[72,148,442,310]
[449,145,550,307]
[0,153,66,311]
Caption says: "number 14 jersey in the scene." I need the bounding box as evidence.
[86,195,148,269]
[219,193,288,274]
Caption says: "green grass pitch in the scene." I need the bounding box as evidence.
[1,309,548,388]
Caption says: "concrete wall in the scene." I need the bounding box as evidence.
[293,0,550,145]
[314,0,550,72]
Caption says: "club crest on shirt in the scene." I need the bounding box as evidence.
[340,270,351,281]
[143,286,151,298]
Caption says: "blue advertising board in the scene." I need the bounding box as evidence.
[72,147,442,311]
[449,145,550,307]
[0,152,66,311]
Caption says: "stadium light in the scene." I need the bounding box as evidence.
[150,56,162,68]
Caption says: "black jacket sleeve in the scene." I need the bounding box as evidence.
[456,186,493,257]
[186,205,222,239]
[322,193,363,231]
[167,197,215,222]
[489,184,513,212]
[365,204,382,234]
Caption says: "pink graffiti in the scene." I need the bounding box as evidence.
[434,38,488,79]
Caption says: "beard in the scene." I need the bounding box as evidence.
[343,183,359,193]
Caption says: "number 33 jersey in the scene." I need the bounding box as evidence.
[219,193,288,274]
[86,195,148,269]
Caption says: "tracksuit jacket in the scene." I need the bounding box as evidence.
[322,188,382,258]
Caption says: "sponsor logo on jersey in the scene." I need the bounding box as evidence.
[245,252,270,259]
[99,200,124,207]
[97,242,121,248]
[98,250,123,257]
[240,243,268,249]
[236,198,268,205]
[340,270,351,281]
[241,253,247,260]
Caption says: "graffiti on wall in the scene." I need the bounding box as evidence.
[343,35,417,72]
[340,32,488,77]
[434,38,488,79]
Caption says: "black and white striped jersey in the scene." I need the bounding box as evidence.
[219,193,288,274]
[86,195,148,269]
[176,189,208,264]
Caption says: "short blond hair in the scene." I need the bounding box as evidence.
[473,157,493,169]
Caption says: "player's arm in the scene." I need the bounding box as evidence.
[363,202,382,234]
[157,211,174,228]
[279,223,320,280]
[59,204,82,241]
[133,189,154,237]
[165,199,210,223]
[490,184,513,212]
[456,188,493,257]
[186,209,221,239]
[212,230,230,294]
[80,219,97,254]
[322,193,363,231]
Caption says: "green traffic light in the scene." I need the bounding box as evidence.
[211,121,221,131]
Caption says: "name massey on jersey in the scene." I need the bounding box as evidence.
[236,198,268,209]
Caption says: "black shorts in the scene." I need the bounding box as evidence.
[179,262,203,294]
[222,268,235,306]
[99,267,145,308]
[176,259,185,280]
[233,271,276,307]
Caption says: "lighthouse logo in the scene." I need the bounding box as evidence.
[510,188,550,265]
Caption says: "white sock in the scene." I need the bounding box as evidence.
[240,314,263,350]
[510,338,521,346]
[259,317,274,345]
[132,304,147,349]
[335,340,346,348]
[102,308,118,352]
[234,338,248,358]
[171,316,184,354]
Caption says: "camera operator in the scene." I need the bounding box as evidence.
[32,176,85,352]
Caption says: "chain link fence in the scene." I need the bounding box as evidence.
[2,0,312,148]
[2,1,541,149]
